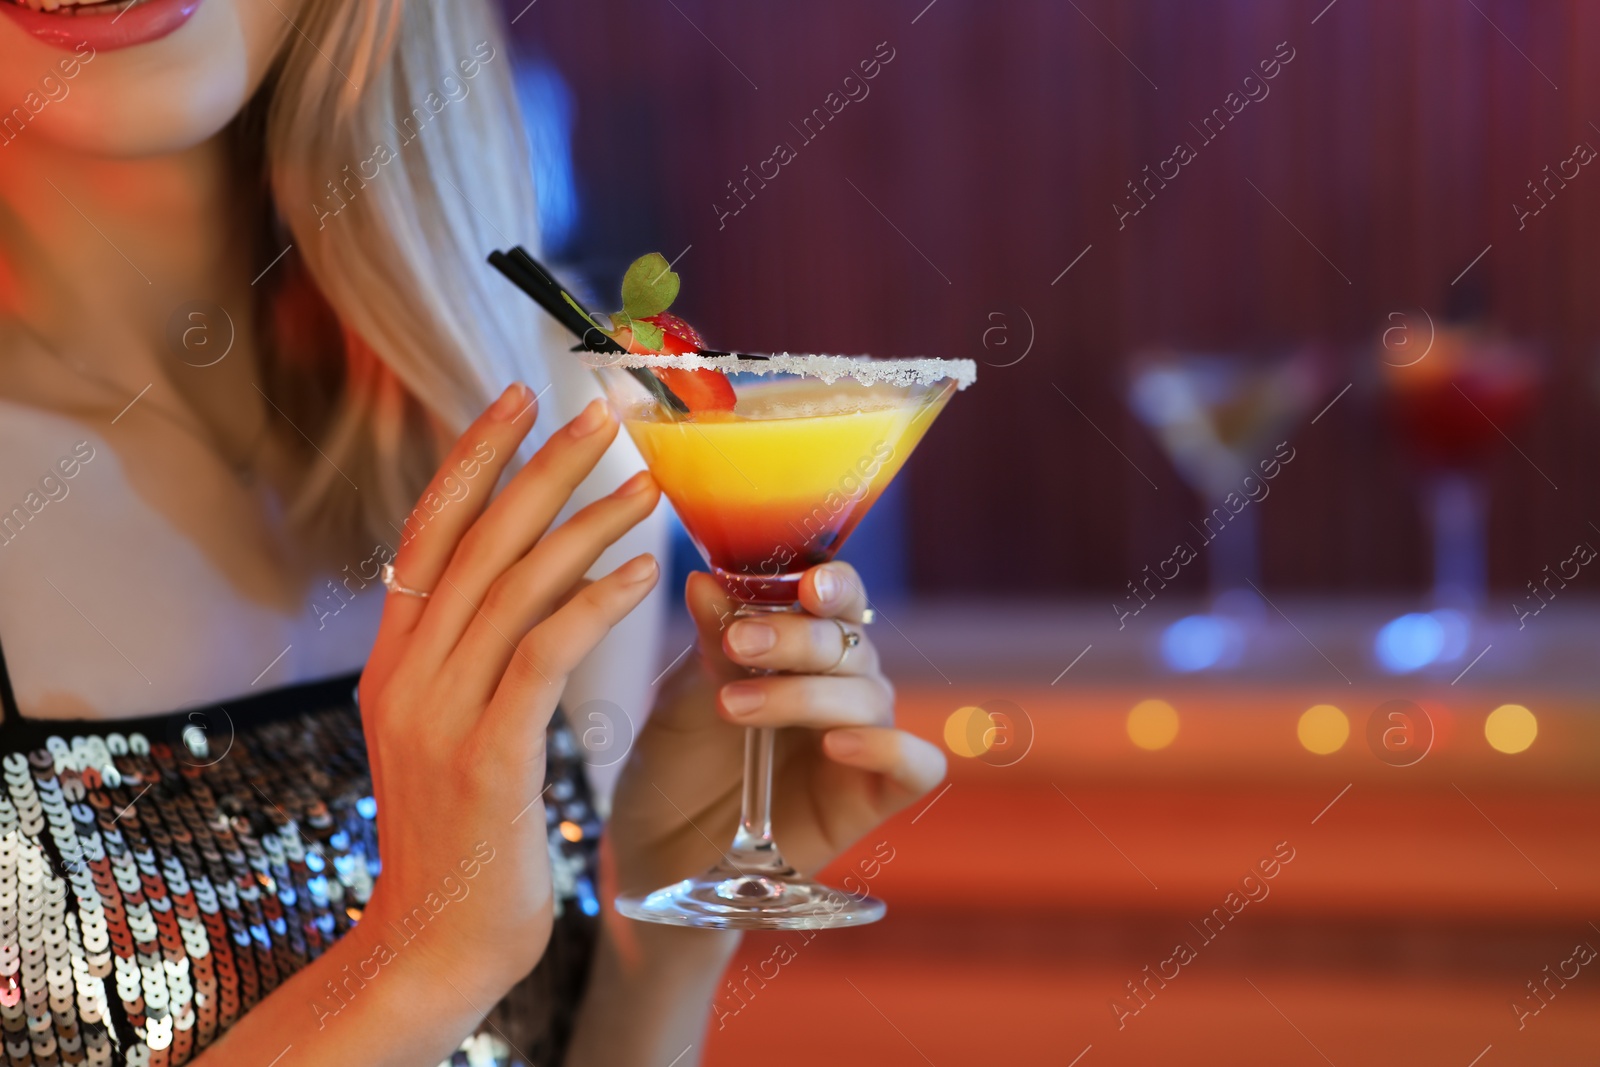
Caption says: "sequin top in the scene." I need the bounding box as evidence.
[0,650,601,1067]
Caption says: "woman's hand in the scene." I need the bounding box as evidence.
[606,562,946,902]
[356,384,661,1005]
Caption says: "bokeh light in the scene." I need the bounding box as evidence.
[1127,699,1179,750]
[1484,704,1537,754]
[1375,612,1445,673]
[944,706,996,758]
[1297,704,1350,755]
[1160,615,1236,672]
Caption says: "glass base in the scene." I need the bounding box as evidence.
[616,861,885,930]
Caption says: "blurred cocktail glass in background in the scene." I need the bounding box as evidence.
[1129,350,1322,671]
[1375,311,1541,673]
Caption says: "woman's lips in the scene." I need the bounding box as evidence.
[0,0,203,52]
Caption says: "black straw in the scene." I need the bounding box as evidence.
[488,247,689,415]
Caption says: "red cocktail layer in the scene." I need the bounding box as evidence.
[673,488,888,606]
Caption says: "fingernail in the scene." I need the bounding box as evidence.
[826,731,864,758]
[727,620,776,657]
[489,383,529,421]
[568,398,610,437]
[618,554,657,583]
[813,568,841,603]
[721,683,766,717]
[615,471,655,496]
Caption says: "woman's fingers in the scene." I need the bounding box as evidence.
[445,473,661,700]
[722,611,879,677]
[715,563,877,674]
[797,561,872,623]
[376,383,538,640]
[717,674,893,729]
[681,572,745,679]
[411,399,621,661]
[821,727,947,807]
[479,553,661,753]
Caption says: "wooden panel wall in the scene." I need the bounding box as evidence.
[509,0,1600,596]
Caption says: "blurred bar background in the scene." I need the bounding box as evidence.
[503,1,1600,1063]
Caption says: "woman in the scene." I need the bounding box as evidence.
[0,1,946,1065]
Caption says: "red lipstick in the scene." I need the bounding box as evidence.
[0,0,203,53]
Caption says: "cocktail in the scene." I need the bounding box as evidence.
[1374,316,1540,671]
[612,358,954,606]
[1128,349,1320,670]
[1379,320,1540,612]
[1129,349,1321,597]
[489,248,974,929]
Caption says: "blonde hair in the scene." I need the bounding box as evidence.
[251,0,574,561]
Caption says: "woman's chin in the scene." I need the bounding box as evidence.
[10,87,246,158]
[0,0,292,158]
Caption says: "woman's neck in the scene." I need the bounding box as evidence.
[0,128,270,463]
[1,129,254,341]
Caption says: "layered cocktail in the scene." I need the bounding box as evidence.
[592,351,972,929]
[602,355,961,607]
[489,248,974,929]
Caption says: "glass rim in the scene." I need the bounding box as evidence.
[584,351,977,391]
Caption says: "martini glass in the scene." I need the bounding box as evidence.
[589,351,975,929]
[1128,350,1321,668]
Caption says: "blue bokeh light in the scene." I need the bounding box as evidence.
[1161,615,1231,672]
[1375,612,1446,673]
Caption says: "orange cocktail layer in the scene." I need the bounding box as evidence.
[622,382,944,595]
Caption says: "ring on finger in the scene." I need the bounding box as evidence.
[825,617,862,674]
[380,563,431,599]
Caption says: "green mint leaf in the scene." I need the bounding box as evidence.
[620,253,679,319]
[607,311,635,343]
[629,318,665,351]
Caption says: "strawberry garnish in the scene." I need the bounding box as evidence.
[639,312,737,410]
[650,365,736,411]
[642,312,704,353]
[604,255,736,413]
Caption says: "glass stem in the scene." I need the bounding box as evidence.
[1429,471,1486,612]
[1207,492,1260,603]
[724,601,800,875]
[727,726,784,869]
